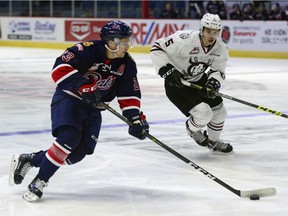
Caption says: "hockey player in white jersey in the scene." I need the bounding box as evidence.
[150,13,233,153]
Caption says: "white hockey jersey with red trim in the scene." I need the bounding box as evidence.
[150,30,229,85]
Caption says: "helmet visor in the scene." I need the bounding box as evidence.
[116,36,134,49]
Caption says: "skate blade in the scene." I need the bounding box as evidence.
[209,149,235,155]
[9,155,19,186]
[23,191,40,202]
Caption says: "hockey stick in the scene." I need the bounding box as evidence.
[180,79,288,119]
[100,102,276,199]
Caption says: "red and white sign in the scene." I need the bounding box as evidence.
[65,20,109,41]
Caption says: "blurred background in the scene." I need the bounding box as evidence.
[0,0,287,21]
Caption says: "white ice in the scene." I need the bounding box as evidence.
[0,47,287,216]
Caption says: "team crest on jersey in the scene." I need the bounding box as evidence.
[84,72,116,90]
[97,75,116,90]
[189,47,200,54]
[179,33,189,39]
[185,59,210,77]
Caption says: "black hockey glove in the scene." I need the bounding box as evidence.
[159,63,184,88]
[79,78,101,107]
[200,77,221,99]
[128,112,149,140]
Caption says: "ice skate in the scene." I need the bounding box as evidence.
[9,153,35,186]
[23,176,48,202]
[208,140,233,154]
[186,121,208,147]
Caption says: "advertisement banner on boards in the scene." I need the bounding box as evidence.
[63,19,198,45]
[123,19,288,52]
[127,20,197,45]
[221,20,288,51]
[0,17,63,41]
[62,18,288,52]
[65,20,110,41]
[0,17,287,53]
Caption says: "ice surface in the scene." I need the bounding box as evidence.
[0,47,288,216]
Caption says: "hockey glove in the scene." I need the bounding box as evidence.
[128,112,149,140]
[79,78,101,107]
[200,77,221,99]
[159,64,184,88]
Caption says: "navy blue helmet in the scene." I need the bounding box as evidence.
[100,20,132,41]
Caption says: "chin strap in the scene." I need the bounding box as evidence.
[105,44,119,58]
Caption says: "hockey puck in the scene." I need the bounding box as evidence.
[250,195,260,200]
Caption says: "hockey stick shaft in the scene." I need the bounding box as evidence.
[181,79,288,119]
[100,102,276,198]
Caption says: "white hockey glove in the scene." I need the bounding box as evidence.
[158,64,184,88]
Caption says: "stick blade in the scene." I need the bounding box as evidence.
[240,187,277,198]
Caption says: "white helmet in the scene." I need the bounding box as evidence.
[200,13,222,33]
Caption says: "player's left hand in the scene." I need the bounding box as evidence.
[128,112,149,140]
[200,77,220,99]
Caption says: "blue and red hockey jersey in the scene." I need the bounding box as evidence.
[51,40,142,118]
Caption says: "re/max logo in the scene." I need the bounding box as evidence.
[131,22,188,45]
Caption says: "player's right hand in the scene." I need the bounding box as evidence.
[79,78,101,107]
[158,64,184,88]
[200,77,221,99]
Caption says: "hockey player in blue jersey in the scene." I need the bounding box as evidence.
[9,20,149,202]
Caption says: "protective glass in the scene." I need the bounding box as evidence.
[114,36,135,49]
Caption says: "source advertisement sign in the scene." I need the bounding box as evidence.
[220,21,288,51]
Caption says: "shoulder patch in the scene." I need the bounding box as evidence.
[83,41,94,47]
[179,33,189,39]
[189,47,200,54]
